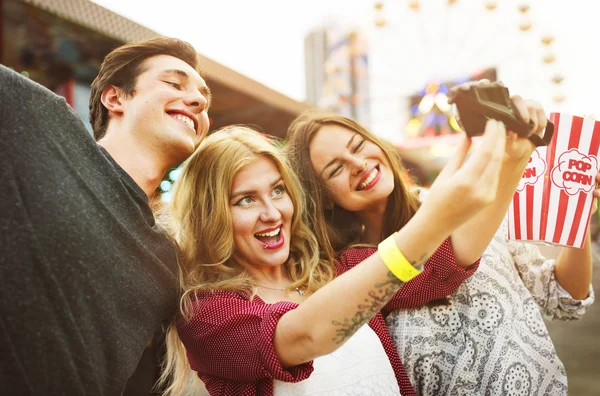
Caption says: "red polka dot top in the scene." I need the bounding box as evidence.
[177,238,479,395]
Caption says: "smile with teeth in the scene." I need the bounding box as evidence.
[170,113,195,132]
[357,166,379,191]
[254,225,284,249]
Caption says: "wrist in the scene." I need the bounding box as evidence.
[379,233,423,282]
[395,208,450,264]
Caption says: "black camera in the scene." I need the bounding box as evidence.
[453,84,554,147]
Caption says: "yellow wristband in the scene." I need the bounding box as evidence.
[378,232,422,282]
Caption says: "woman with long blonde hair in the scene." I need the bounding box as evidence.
[160,123,507,395]
[285,85,595,395]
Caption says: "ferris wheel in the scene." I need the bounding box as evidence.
[369,0,564,101]
[361,0,566,180]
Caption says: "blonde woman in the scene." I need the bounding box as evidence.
[160,124,506,395]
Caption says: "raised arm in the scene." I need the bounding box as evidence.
[553,219,595,300]
[338,239,479,316]
[549,172,600,300]
[0,65,66,126]
[274,119,507,367]
[508,231,594,319]
[447,82,547,266]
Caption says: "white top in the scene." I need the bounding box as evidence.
[273,324,401,395]
[386,218,594,396]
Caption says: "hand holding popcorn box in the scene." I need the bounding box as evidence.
[508,113,600,248]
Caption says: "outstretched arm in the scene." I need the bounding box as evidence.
[274,119,506,368]
[509,228,594,319]
[448,82,547,266]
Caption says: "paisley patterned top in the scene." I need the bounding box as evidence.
[386,219,595,396]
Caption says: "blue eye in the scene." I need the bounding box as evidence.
[235,196,254,207]
[272,185,286,197]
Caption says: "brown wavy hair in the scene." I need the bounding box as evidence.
[286,110,420,264]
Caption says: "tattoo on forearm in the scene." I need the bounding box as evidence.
[411,253,428,270]
[331,271,404,344]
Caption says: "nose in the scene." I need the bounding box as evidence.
[348,155,367,176]
[184,89,208,114]
[259,199,282,223]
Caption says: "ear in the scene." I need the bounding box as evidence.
[100,85,125,116]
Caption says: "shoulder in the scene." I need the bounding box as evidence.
[0,65,77,135]
[185,290,292,321]
[0,65,61,107]
[190,289,252,309]
[177,290,298,339]
[337,246,378,272]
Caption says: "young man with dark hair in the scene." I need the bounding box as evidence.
[0,37,211,395]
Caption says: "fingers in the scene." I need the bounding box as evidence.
[529,107,540,131]
[511,95,530,124]
[458,119,506,180]
[593,174,599,212]
[525,99,545,135]
[594,173,600,198]
[511,97,548,136]
[506,130,518,148]
[536,105,548,134]
[477,123,506,192]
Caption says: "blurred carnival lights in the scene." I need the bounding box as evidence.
[374,2,387,28]
[485,2,498,11]
[518,3,530,13]
[370,1,566,135]
[552,74,564,85]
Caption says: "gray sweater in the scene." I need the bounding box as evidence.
[0,65,178,395]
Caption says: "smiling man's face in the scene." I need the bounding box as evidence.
[119,55,211,164]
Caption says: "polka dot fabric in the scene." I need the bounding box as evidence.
[338,238,479,395]
[177,292,313,395]
[338,238,480,316]
[177,238,477,395]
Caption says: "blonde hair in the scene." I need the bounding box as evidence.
[159,126,335,395]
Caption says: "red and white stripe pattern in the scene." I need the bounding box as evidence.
[508,113,600,248]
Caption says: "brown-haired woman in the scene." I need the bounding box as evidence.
[285,90,595,395]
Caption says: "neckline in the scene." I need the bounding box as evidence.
[97,145,148,203]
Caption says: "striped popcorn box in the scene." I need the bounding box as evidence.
[508,113,600,248]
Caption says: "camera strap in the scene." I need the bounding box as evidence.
[527,120,554,147]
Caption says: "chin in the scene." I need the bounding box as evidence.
[271,250,291,267]
[383,183,395,198]
[169,139,198,161]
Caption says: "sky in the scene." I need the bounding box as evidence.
[91,0,598,120]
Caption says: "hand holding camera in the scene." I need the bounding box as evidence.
[448,80,554,148]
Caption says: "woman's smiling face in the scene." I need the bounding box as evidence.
[229,156,294,269]
[309,124,395,212]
